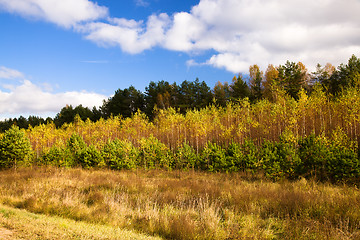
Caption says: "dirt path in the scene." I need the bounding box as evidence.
[0,227,14,239]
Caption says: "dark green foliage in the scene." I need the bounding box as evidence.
[0,126,32,169]
[67,133,87,153]
[0,116,49,132]
[54,105,97,127]
[144,78,212,117]
[201,142,228,172]
[145,80,177,118]
[66,134,104,168]
[230,74,250,101]
[329,55,360,95]
[277,61,307,99]
[102,139,137,170]
[226,140,259,173]
[261,139,301,181]
[176,78,212,112]
[298,134,330,181]
[239,140,260,173]
[297,133,360,183]
[66,133,87,167]
[102,86,145,119]
[327,144,360,183]
[77,145,104,169]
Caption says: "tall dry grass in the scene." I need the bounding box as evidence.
[0,167,360,239]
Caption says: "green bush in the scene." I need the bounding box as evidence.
[174,142,198,170]
[261,140,301,181]
[65,133,87,167]
[298,134,331,181]
[138,136,172,169]
[0,126,32,169]
[201,142,227,172]
[102,139,138,170]
[77,145,104,169]
[41,146,73,167]
[240,139,260,173]
[67,133,87,153]
[327,144,359,183]
[226,140,260,173]
[326,130,360,183]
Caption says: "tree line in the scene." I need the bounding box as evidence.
[2,54,360,131]
[1,55,360,182]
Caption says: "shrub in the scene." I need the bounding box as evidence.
[327,144,360,183]
[226,140,260,173]
[0,126,32,169]
[41,146,73,167]
[77,145,104,169]
[240,139,260,173]
[174,142,198,170]
[66,133,87,167]
[67,133,87,153]
[261,139,300,181]
[201,142,227,172]
[102,139,138,170]
[138,136,172,169]
[298,134,331,181]
[327,129,360,183]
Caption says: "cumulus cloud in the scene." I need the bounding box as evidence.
[77,13,170,54]
[0,67,106,117]
[2,0,360,72]
[0,0,108,28]
[76,0,360,72]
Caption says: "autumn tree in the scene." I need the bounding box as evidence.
[213,81,230,107]
[249,64,264,102]
[312,63,336,89]
[263,64,279,101]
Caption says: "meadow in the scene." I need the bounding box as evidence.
[1,81,360,238]
[0,167,360,239]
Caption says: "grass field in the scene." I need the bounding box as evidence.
[0,167,359,239]
[0,204,161,240]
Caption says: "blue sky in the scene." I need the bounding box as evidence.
[1,0,360,119]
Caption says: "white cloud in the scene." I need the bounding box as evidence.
[2,0,360,73]
[0,0,108,28]
[75,0,360,73]
[0,67,107,117]
[0,66,24,79]
[78,13,170,54]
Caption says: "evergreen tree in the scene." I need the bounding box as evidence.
[277,61,308,99]
[0,126,32,169]
[230,74,250,101]
[328,55,360,95]
[102,86,145,119]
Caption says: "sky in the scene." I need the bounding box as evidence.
[0,0,360,120]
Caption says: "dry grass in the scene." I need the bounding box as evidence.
[0,204,161,240]
[0,167,360,239]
